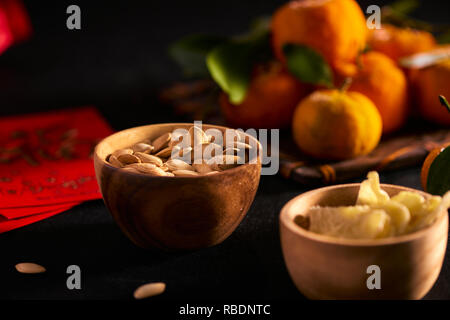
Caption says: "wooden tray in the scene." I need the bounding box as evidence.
[159,80,450,185]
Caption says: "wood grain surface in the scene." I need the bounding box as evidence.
[94,123,262,250]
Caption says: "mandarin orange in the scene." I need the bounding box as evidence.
[271,0,367,75]
[219,61,309,129]
[368,24,436,62]
[292,89,382,160]
[348,51,409,134]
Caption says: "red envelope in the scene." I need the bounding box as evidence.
[0,201,81,219]
[0,203,77,233]
[0,107,113,209]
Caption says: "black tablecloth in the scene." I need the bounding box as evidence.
[1,167,449,300]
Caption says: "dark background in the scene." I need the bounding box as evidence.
[0,0,449,301]
[1,0,450,127]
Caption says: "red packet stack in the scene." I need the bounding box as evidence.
[0,107,113,233]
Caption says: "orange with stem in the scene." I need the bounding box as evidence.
[421,96,450,191]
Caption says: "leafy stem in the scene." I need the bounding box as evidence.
[439,95,450,113]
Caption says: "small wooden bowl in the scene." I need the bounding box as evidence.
[280,184,448,300]
[94,123,262,250]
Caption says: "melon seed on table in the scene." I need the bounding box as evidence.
[15,263,46,274]
[106,125,254,176]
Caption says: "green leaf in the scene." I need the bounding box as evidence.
[437,29,450,44]
[169,34,228,77]
[206,41,254,104]
[388,0,419,16]
[440,95,450,113]
[206,21,272,104]
[283,44,333,88]
[427,147,450,196]
[171,16,272,101]
[234,16,271,42]
[381,0,433,31]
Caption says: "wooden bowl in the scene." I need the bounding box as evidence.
[94,123,262,250]
[280,184,448,300]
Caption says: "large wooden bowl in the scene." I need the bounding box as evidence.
[94,123,262,250]
[280,184,448,300]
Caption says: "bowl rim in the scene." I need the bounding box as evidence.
[280,183,448,247]
[94,122,262,179]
